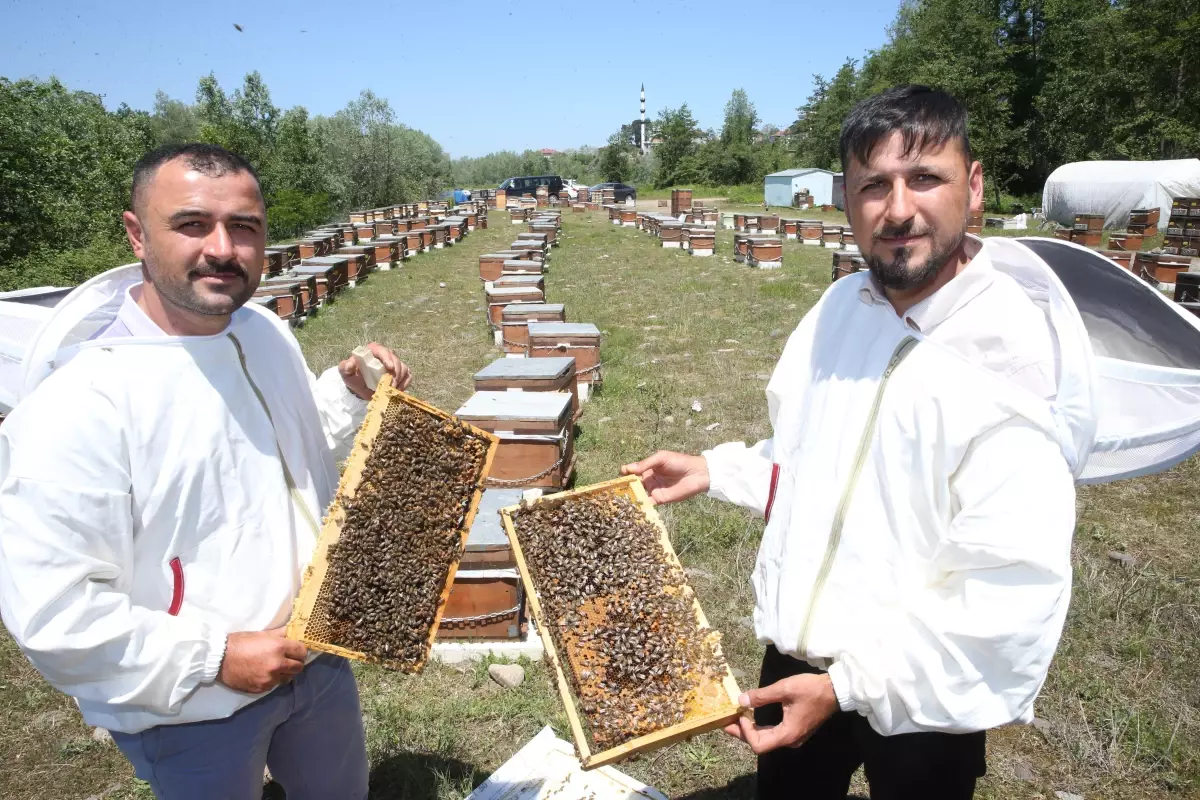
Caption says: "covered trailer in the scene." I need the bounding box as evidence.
[1042,159,1200,229]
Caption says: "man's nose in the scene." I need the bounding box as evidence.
[884,179,916,223]
[203,222,236,262]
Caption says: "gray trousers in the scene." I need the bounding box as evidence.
[111,654,369,800]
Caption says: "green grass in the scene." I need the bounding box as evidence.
[0,210,1196,799]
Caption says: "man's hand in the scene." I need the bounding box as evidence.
[619,450,710,505]
[723,674,839,754]
[339,342,412,399]
[217,628,308,694]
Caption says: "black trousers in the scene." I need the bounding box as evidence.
[755,646,986,800]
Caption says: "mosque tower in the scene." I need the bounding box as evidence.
[640,83,647,154]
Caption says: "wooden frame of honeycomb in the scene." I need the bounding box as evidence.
[500,476,743,769]
[285,375,498,672]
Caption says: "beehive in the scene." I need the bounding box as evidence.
[457,391,575,490]
[1099,249,1135,272]
[501,302,567,354]
[822,226,843,248]
[253,282,304,320]
[1074,213,1105,232]
[473,356,579,422]
[500,476,741,769]
[1107,233,1143,252]
[688,229,715,257]
[265,244,301,269]
[492,273,547,293]
[660,222,683,248]
[285,378,498,672]
[670,189,693,217]
[799,221,824,245]
[832,251,866,282]
[528,322,602,385]
[748,238,783,269]
[486,285,546,326]
[264,274,317,311]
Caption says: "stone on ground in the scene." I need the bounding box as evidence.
[488,663,525,689]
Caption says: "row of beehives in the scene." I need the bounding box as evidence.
[433,207,605,641]
[1051,209,1159,251]
[250,200,491,325]
[630,210,719,258]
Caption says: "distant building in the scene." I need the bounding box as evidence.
[539,148,559,156]
[764,168,844,208]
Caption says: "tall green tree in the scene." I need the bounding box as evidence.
[599,130,634,182]
[150,90,200,146]
[653,104,702,187]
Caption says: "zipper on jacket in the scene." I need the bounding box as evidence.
[796,335,918,655]
[228,333,322,540]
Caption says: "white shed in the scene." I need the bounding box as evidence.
[763,168,843,208]
[1042,159,1200,229]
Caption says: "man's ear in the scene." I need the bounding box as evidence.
[968,160,985,213]
[123,211,146,260]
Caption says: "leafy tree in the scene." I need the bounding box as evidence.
[599,130,634,182]
[653,104,701,187]
[150,90,199,145]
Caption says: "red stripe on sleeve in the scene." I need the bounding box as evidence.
[764,463,781,524]
[167,557,185,616]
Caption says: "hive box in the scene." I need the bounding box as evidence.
[1099,250,1135,272]
[265,244,301,269]
[438,491,525,641]
[688,229,715,257]
[748,238,783,269]
[1074,213,1104,232]
[528,322,602,386]
[800,222,824,245]
[660,222,683,248]
[486,285,546,326]
[501,303,567,354]
[491,274,546,293]
[263,274,317,311]
[253,282,303,320]
[456,391,575,491]
[473,356,580,422]
[823,227,843,249]
[1107,233,1143,252]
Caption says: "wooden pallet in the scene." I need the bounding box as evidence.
[499,476,742,769]
[285,375,498,672]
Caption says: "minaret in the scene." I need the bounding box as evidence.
[640,83,647,154]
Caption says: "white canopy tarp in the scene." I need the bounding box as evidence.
[1042,158,1200,229]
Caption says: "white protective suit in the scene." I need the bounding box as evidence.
[0,265,367,734]
[705,237,1096,736]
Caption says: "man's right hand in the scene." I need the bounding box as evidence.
[620,450,710,505]
[217,628,307,694]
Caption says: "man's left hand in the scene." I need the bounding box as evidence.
[339,343,412,399]
[723,673,839,754]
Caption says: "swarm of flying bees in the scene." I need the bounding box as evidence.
[511,493,727,751]
[318,400,489,668]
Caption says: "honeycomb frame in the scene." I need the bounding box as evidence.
[286,374,498,672]
[500,476,743,769]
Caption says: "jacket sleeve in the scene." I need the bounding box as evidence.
[825,417,1075,735]
[309,366,369,464]
[0,380,227,716]
[702,439,776,516]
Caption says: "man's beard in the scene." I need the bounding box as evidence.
[143,243,255,317]
[866,217,965,292]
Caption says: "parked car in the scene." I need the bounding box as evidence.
[498,175,564,197]
[589,182,637,202]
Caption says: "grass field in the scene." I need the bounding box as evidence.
[0,209,1196,799]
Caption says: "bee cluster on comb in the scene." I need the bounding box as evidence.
[509,491,728,751]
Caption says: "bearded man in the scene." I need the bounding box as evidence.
[0,143,411,799]
[622,86,1076,799]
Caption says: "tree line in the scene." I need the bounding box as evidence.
[789,0,1199,208]
[0,72,450,291]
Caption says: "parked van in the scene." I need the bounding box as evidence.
[498,175,564,197]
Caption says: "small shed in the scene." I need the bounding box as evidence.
[763,168,843,208]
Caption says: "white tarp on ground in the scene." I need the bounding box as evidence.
[465,726,666,800]
[1042,158,1200,229]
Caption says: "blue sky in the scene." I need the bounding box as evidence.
[0,0,899,158]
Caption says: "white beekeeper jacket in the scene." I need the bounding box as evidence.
[705,238,1098,737]
[0,264,367,734]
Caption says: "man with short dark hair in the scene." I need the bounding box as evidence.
[0,143,411,799]
[622,86,1086,798]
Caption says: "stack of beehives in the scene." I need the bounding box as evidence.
[254,200,489,328]
[450,204,609,642]
[633,211,718,257]
[1164,200,1200,258]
